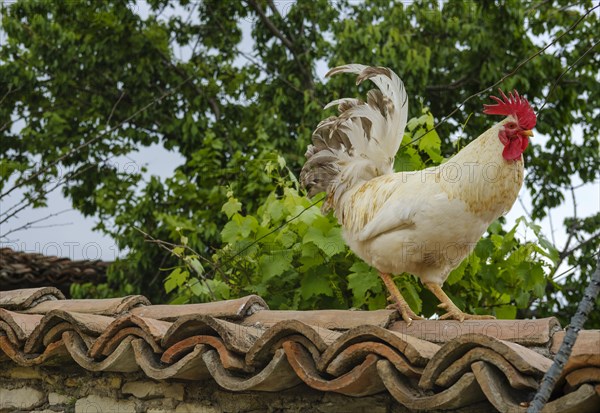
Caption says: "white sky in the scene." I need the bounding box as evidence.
[0,1,598,269]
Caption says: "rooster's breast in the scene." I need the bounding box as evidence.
[343,188,490,285]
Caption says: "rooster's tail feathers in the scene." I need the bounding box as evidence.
[300,64,408,212]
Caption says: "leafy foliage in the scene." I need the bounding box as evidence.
[1,0,598,326]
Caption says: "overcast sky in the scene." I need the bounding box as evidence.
[1,1,598,268]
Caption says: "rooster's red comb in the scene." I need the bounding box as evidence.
[483,89,536,130]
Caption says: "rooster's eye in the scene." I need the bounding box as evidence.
[505,122,517,129]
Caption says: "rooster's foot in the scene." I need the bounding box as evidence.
[378,272,423,325]
[386,301,423,324]
[425,282,495,322]
[437,303,495,322]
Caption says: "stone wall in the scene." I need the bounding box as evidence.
[0,363,494,413]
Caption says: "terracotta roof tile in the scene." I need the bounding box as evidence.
[25,310,115,353]
[378,360,486,410]
[204,347,302,392]
[243,308,397,329]
[22,295,150,316]
[284,340,385,396]
[130,294,267,321]
[389,317,561,345]
[132,339,211,380]
[0,309,43,346]
[0,248,108,292]
[1,288,599,413]
[0,287,64,310]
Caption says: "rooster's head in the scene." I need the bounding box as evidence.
[483,90,536,161]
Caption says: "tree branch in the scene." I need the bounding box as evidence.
[0,208,73,239]
[106,90,127,127]
[537,38,600,114]
[246,0,315,90]
[560,232,600,261]
[247,0,295,50]
[0,162,97,227]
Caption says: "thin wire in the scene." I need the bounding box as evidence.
[536,38,600,114]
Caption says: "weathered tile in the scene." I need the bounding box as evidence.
[551,330,600,375]
[419,333,552,390]
[378,359,486,410]
[161,335,251,372]
[203,347,301,391]
[0,309,43,345]
[284,341,385,396]
[22,296,150,316]
[472,361,600,413]
[318,324,440,372]
[0,335,70,367]
[132,338,212,380]
[436,347,538,390]
[243,309,397,330]
[564,367,600,393]
[63,330,140,372]
[389,318,561,346]
[0,287,64,311]
[89,314,171,358]
[245,319,341,367]
[24,310,115,354]
[325,341,423,379]
[130,295,268,321]
[470,361,531,413]
[163,314,263,354]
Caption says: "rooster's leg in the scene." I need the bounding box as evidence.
[378,272,423,324]
[424,282,495,322]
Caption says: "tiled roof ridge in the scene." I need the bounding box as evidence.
[1,288,599,413]
[0,247,109,290]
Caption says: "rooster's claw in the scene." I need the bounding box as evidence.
[387,303,424,325]
[438,308,496,322]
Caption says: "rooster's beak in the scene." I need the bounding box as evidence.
[522,130,534,137]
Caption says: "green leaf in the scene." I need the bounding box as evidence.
[303,225,346,257]
[165,277,177,293]
[221,220,241,244]
[398,279,422,314]
[347,262,381,307]
[185,257,204,275]
[495,305,517,319]
[259,252,293,281]
[515,291,530,308]
[446,259,467,285]
[300,271,333,299]
[417,126,443,163]
[222,197,242,218]
[221,214,258,243]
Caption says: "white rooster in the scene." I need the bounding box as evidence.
[300,65,536,323]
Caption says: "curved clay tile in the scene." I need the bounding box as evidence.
[378,360,486,410]
[0,287,64,310]
[130,294,268,321]
[203,348,302,392]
